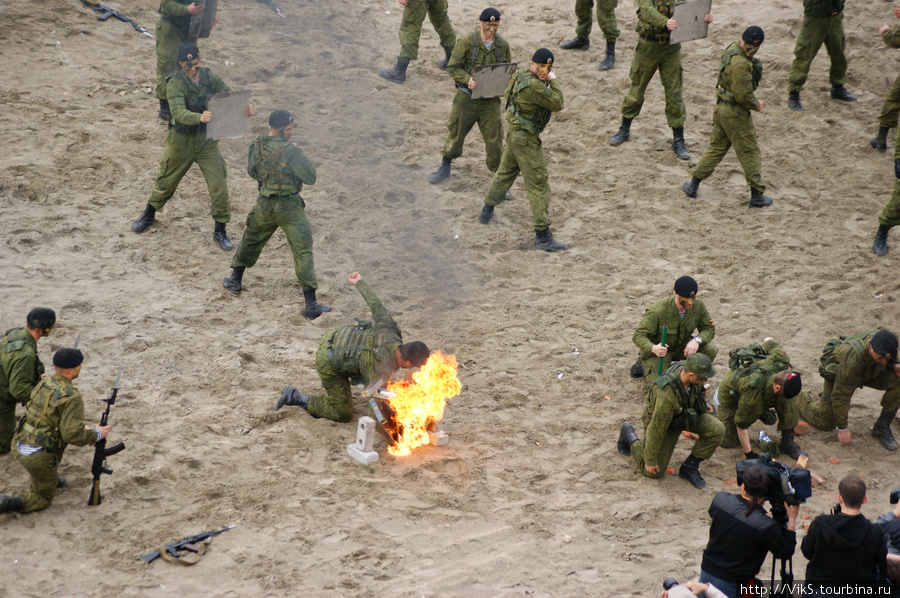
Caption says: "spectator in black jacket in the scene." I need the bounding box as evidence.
[699,463,799,598]
[802,475,888,592]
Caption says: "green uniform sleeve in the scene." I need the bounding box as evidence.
[728,58,759,112]
[733,376,765,429]
[644,388,676,466]
[883,27,900,49]
[58,390,97,448]
[159,0,191,18]
[831,349,867,429]
[166,77,201,126]
[446,35,472,87]
[286,146,317,186]
[633,308,661,360]
[5,350,39,403]
[695,301,716,345]
[209,71,229,94]
[637,0,671,30]
[247,139,258,179]
[356,281,399,331]
[526,78,564,112]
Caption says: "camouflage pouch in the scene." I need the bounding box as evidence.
[760,409,778,426]
[818,337,844,382]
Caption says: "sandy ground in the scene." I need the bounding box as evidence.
[2,0,900,595]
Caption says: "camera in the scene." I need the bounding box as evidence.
[735,453,812,505]
[663,578,679,591]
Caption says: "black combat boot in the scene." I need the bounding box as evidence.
[678,454,707,489]
[610,117,632,146]
[303,288,331,320]
[56,477,67,489]
[428,156,452,184]
[378,57,410,84]
[598,41,616,71]
[617,422,639,456]
[788,91,802,112]
[559,36,590,50]
[871,126,890,153]
[778,430,806,459]
[437,46,453,69]
[213,221,234,251]
[682,176,701,198]
[222,266,245,295]
[0,494,23,514]
[275,386,310,411]
[830,85,857,102]
[749,188,773,208]
[872,409,899,451]
[672,127,690,160]
[534,228,567,252]
[630,358,644,378]
[873,225,891,256]
[158,99,171,122]
[131,203,156,233]
[478,204,494,224]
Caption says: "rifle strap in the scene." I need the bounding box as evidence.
[159,540,208,565]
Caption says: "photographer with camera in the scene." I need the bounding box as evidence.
[699,463,799,598]
[875,487,900,586]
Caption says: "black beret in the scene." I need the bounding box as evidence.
[53,348,83,369]
[673,276,698,297]
[177,43,200,63]
[782,371,802,399]
[480,8,500,22]
[269,110,295,129]
[532,48,554,65]
[742,26,765,46]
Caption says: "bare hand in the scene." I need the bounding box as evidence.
[895,6,900,19]
[666,18,677,30]
[704,13,713,23]
[652,343,668,358]
[706,402,714,413]
[211,16,218,29]
[468,77,477,90]
[200,110,212,123]
[547,72,557,80]
[187,2,205,14]
[785,503,801,528]
[837,428,852,443]
[763,337,773,342]
[348,272,361,285]
[245,104,255,117]
[398,0,407,5]
[684,339,700,356]
[683,581,710,595]
[645,464,659,475]
[881,24,890,35]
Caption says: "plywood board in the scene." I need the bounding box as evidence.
[188,0,218,42]
[470,62,518,100]
[206,90,251,141]
[669,0,712,45]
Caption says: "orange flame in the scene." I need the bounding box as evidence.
[385,351,461,456]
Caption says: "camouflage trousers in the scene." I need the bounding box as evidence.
[0,396,18,455]
[877,73,900,134]
[787,13,847,93]
[306,335,354,423]
[717,392,799,449]
[148,128,231,223]
[622,39,685,128]
[153,19,187,101]
[16,449,61,513]
[880,179,900,228]
[397,0,456,61]
[441,91,503,171]
[799,375,900,431]
[691,103,764,194]
[230,194,318,290]
[484,127,552,231]
[640,343,718,395]
[573,0,620,42]
[630,413,724,478]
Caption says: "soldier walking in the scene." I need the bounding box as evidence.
[378,0,457,84]
[870,9,900,153]
[558,0,620,71]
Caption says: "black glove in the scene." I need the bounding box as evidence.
[760,409,778,425]
[745,450,760,460]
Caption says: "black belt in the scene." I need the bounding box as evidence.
[639,34,669,43]
[716,98,737,106]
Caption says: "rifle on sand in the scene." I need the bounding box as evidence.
[79,0,154,38]
[258,0,285,19]
[139,525,237,565]
[88,370,126,506]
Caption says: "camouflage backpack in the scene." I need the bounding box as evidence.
[818,330,879,382]
[728,341,791,382]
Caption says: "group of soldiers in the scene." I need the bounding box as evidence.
[616,276,900,490]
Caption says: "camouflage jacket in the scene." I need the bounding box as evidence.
[14,374,96,456]
[446,30,512,90]
[323,281,402,385]
[716,42,762,113]
[824,330,899,429]
[882,26,900,49]
[635,0,674,40]
[168,67,228,135]
[633,296,716,361]
[248,135,316,197]
[643,362,706,466]
[158,0,192,34]
[505,69,564,136]
[717,339,790,429]
[0,327,44,405]
[803,0,844,18]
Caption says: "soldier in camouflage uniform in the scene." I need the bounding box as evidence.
[558,0,621,71]
[0,349,110,515]
[609,0,713,160]
[0,308,55,455]
[683,27,772,209]
[275,273,430,423]
[799,329,900,450]
[222,110,330,320]
[786,0,856,111]
[479,48,567,252]
[715,338,805,459]
[871,13,900,154]
[631,276,717,393]
[132,44,254,251]
[427,8,511,185]
[154,0,208,121]
[378,0,458,84]
[874,173,900,256]
[617,353,725,489]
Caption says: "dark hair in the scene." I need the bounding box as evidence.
[741,463,769,516]
[399,341,430,367]
[871,330,898,358]
[838,475,866,509]
[26,307,56,330]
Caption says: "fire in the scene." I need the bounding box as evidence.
[384,351,461,456]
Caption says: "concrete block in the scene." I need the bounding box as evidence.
[347,416,379,464]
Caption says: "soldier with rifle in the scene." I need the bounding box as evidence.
[0,349,111,514]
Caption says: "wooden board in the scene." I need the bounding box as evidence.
[188,0,218,42]
[669,0,712,45]
[206,90,251,141]
[470,62,518,100]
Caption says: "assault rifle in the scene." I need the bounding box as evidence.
[88,370,126,506]
[79,0,154,38]
[139,524,236,564]
[258,0,285,19]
